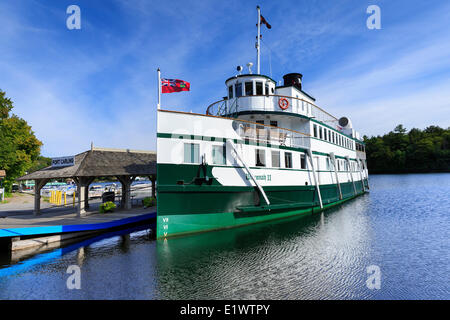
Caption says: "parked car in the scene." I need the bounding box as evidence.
[88,185,104,199]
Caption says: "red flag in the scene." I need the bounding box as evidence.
[161,78,190,93]
[260,15,271,29]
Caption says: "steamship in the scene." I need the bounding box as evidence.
[155,8,369,239]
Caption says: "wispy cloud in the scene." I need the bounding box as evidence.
[0,0,449,157]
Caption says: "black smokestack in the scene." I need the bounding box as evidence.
[283,73,303,90]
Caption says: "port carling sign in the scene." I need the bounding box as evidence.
[52,156,75,167]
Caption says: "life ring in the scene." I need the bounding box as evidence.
[278,97,289,110]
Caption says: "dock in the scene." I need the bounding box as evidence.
[0,207,156,252]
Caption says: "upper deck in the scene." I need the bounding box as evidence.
[206,73,365,148]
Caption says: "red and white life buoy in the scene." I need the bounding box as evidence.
[278,97,289,110]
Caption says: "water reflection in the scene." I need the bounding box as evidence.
[0,174,449,299]
[155,196,374,299]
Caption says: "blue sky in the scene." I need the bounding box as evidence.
[1,0,449,157]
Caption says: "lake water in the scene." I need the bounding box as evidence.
[0,174,448,299]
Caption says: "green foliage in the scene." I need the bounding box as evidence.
[0,91,13,120]
[99,201,116,213]
[0,90,43,192]
[142,196,156,207]
[364,124,450,173]
[27,156,52,173]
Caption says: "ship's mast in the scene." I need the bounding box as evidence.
[256,5,261,74]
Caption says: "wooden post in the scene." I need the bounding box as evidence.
[34,179,49,216]
[117,175,136,210]
[74,177,94,217]
[150,175,156,198]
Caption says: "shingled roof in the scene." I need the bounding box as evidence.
[17,148,156,180]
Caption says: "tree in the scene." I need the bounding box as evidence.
[0,90,43,192]
[0,91,13,120]
[27,155,52,173]
[364,124,450,173]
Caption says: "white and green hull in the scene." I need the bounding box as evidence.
[156,110,369,239]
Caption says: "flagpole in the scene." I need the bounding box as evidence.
[257,6,261,75]
[157,68,161,110]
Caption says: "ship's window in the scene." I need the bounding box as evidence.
[270,120,278,127]
[324,129,327,141]
[184,143,200,164]
[255,149,266,167]
[256,120,264,140]
[245,81,253,96]
[255,81,263,95]
[300,153,306,169]
[228,85,233,99]
[302,100,305,112]
[284,152,292,168]
[271,87,275,93]
[337,160,341,171]
[212,144,226,165]
[235,83,243,97]
[265,83,269,95]
[326,158,330,170]
[319,127,323,140]
[271,150,280,167]
[313,124,318,138]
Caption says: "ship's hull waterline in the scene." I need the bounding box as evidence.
[156,165,368,239]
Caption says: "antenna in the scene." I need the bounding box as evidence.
[247,62,253,74]
[256,6,261,74]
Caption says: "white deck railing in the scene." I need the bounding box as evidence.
[232,119,310,150]
[206,95,340,131]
